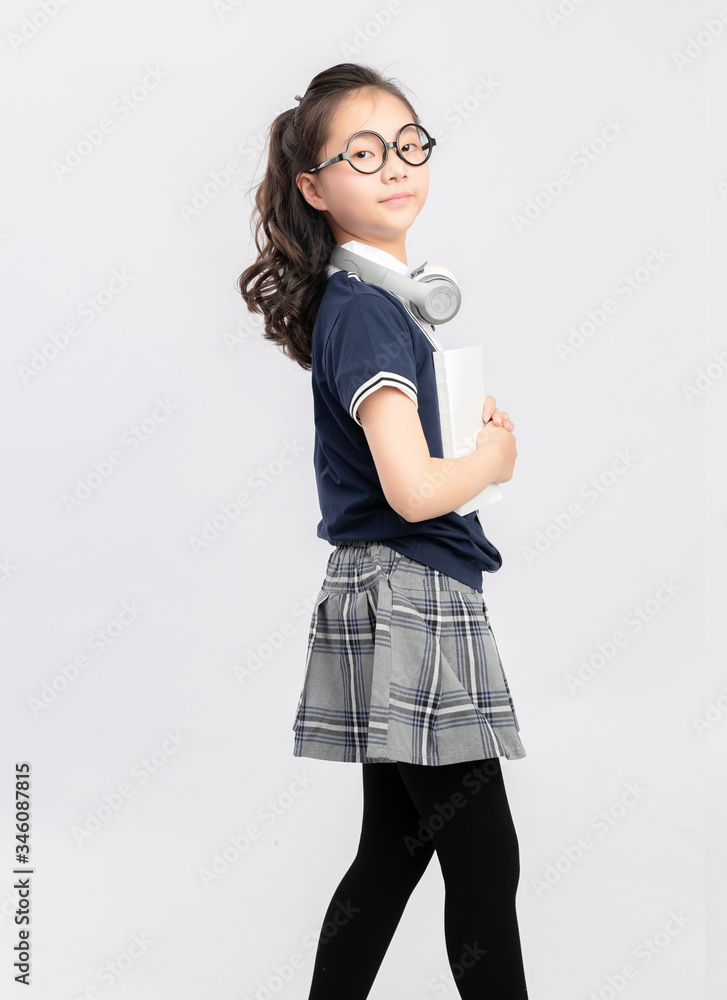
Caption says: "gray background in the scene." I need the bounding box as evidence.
[1,1,723,997]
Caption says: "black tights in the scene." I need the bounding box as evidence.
[306,756,529,999]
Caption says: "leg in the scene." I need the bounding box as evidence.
[396,756,529,999]
[306,762,435,1000]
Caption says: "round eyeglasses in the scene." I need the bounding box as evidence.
[305,123,436,175]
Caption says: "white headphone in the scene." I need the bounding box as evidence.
[329,245,461,325]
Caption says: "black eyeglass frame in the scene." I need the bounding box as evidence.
[304,123,436,174]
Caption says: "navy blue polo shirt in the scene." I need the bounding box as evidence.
[310,260,502,592]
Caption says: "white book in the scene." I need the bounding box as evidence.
[432,345,503,516]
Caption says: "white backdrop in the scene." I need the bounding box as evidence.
[1,1,723,998]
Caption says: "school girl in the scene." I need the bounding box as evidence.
[239,62,530,1000]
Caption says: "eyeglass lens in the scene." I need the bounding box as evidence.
[348,126,431,173]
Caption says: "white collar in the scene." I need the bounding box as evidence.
[326,239,444,350]
[326,239,414,279]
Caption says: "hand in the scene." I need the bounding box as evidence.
[477,397,517,483]
[482,395,514,431]
[475,420,518,483]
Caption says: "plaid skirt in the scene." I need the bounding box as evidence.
[292,540,526,766]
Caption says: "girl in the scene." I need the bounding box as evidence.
[239,62,529,1000]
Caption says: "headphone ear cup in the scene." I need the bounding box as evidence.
[410,264,461,323]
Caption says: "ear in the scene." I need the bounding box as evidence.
[296,171,326,211]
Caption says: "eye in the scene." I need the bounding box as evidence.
[348,131,385,165]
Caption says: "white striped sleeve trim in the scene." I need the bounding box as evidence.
[350,371,418,426]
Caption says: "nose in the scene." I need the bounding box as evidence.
[384,146,409,179]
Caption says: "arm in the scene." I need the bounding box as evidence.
[357,386,516,523]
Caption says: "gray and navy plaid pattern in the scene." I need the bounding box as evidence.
[292,540,526,766]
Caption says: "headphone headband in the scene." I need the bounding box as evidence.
[329,246,461,325]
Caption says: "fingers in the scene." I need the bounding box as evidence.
[481,395,496,423]
[492,409,515,431]
[482,397,514,431]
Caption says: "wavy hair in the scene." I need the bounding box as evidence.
[237,63,419,371]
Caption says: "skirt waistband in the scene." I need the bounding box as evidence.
[323,540,479,595]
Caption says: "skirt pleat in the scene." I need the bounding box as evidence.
[292,540,526,766]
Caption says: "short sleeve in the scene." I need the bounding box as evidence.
[324,292,419,427]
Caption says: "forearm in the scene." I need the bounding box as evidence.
[399,448,501,522]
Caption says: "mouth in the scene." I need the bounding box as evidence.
[380,193,413,204]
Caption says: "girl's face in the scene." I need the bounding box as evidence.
[296,90,429,265]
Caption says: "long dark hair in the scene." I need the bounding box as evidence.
[237,63,419,371]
